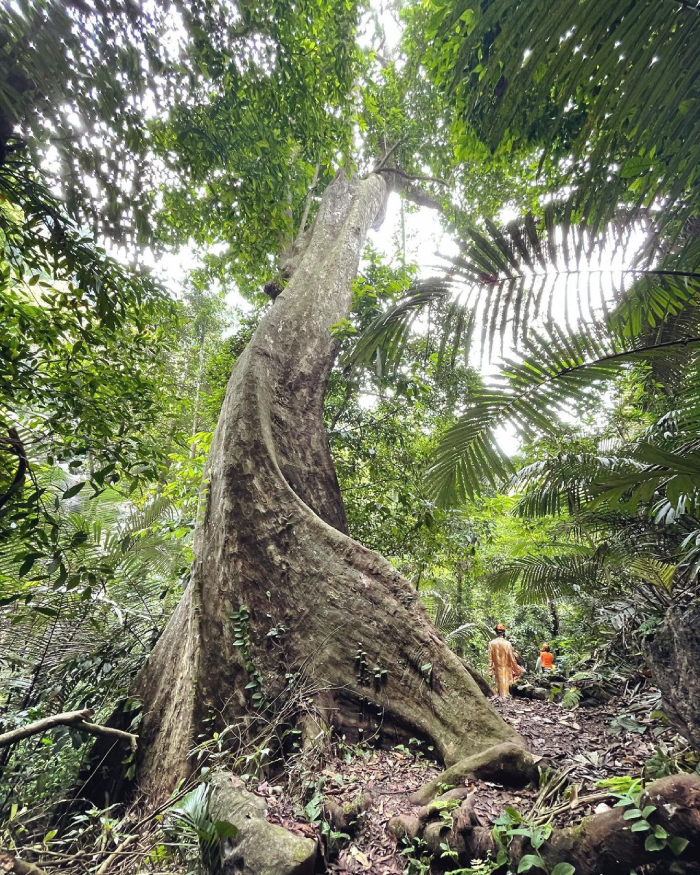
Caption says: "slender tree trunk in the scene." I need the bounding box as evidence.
[455,563,466,658]
[549,601,560,637]
[130,173,517,800]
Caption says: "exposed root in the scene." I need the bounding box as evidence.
[410,742,537,805]
[411,773,700,874]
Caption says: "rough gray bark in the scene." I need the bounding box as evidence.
[130,172,517,800]
[644,599,700,750]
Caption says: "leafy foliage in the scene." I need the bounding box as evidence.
[421,0,700,235]
[166,783,238,875]
[1,0,363,288]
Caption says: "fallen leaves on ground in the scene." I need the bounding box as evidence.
[259,688,663,872]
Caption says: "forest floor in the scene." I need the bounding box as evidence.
[262,687,659,874]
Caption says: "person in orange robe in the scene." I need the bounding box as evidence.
[537,643,555,673]
[488,624,524,697]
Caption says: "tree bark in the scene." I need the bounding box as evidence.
[128,172,517,800]
[644,598,700,750]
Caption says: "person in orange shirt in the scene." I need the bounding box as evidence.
[537,643,555,673]
[488,624,525,697]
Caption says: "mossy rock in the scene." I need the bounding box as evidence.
[208,772,317,875]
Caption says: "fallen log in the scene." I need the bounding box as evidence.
[470,773,700,874]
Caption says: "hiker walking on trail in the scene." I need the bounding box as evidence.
[488,624,524,697]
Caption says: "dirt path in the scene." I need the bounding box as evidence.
[262,689,660,873]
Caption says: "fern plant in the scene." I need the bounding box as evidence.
[166,783,238,875]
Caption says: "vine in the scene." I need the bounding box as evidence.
[230,606,266,710]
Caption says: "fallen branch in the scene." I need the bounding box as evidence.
[76,719,138,752]
[530,789,612,826]
[0,709,138,750]
[94,835,138,875]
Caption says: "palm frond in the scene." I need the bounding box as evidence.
[592,441,700,515]
[486,553,603,604]
[437,0,700,232]
[427,323,700,505]
[511,453,640,517]
[349,212,700,374]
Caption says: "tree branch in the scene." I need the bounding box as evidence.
[371,168,447,215]
[375,166,448,187]
[0,709,138,751]
[0,427,28,511]
[297,161,320,237]
[372,136,409,172]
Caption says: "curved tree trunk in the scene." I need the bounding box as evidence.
[131,173,517,800]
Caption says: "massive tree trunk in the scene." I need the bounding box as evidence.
[131,172,517,800]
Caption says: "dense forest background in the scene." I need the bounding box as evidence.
[2,1,700,873]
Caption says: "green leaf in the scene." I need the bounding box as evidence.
[551,865,576,875]
[62,481,86,499]
[630,820,650,832]
[619,158,655,179]
[668,836,689,856]
[644,834,666,852]
[623,808,643,820]
[19,553,40,576]
[518,855,547,872]
[33,606,59,618]
[214,820,238,840]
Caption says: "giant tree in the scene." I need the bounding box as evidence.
[2,1,527,802]
[132,168,522,797]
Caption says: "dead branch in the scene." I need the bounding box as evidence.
[0,709,138,750]
[75,719,139,751]
[93,835,138,875]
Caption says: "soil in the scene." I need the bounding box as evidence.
[259,684,665,873]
